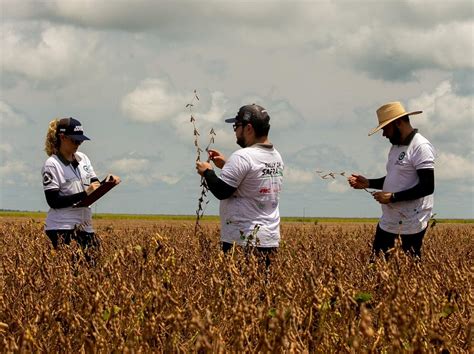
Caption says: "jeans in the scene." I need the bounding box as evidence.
[46,229,100,250]
[372,224,427,259]
[222,242,277,269]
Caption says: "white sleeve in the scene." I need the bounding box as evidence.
[412,142,436,170]
[42,163,60,191]
[219,152,251,188]
[78,153,98,180]
[84,154,98,180]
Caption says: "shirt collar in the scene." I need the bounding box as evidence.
[56,152,82,166]
[252,143,274,149]
[399,129,418,146]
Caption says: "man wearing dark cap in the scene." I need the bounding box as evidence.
[196,104,284,260]
[348,101,436,259]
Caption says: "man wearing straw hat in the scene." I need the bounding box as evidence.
[348,101,436,258]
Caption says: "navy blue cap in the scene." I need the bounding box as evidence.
[57,117,90,141]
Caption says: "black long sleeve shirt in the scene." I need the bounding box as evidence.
[44,177,100,209]
[369,168,434,202]
[202,169,237,200]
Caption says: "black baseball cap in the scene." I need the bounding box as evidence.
[225,104,270,128]
[57,117,90,141]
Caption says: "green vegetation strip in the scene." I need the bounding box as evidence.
[1,210,472,223]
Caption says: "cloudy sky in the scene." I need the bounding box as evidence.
[1,0,473,218]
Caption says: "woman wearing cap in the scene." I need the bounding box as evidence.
[42,117,120,251]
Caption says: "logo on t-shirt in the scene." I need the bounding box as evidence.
[43,171,53,186]
[398,152,406,161]
[261,162,283,177]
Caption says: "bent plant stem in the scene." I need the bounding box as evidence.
[195,129,217,233]
[187,90,216,238]
[316,170,374,195]
[240,224,261,248]
[423,213,438,240]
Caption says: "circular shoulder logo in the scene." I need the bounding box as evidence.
[43,171,53,186]
[398,152,406,161]
[83,165,90,172]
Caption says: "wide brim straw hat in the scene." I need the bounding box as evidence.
[369,101,422,136]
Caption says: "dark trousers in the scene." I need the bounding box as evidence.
[372,224,427,259]
[46,229,100,250]
[222,242,277,269]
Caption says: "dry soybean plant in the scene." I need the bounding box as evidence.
[1,219,473,352]
[187,90,217,237]
[316,170,373,194]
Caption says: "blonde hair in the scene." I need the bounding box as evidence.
[44,119,59,156]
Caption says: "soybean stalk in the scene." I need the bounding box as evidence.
[316,170,373,194]
[187,90,216,237]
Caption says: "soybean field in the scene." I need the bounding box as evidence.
[1,217,473,352]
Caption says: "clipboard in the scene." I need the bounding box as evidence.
[73,178,118,208]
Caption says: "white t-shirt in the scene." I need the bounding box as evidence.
[379,133,436,234]
[219,144,284,247]
[42,152,97,232]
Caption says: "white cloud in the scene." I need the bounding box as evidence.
[157,174,180,185]
[410,81,473,131]
[122,83,238,154]
[235,96,304,130]
[4,1,471,84]
[122,172,182,187]
[284,166,315,184]
[436,152,474,181]
[336,21,473,80]
[3,1,316,35]
[1,1,55,19]
[2,23,100,81]
[121,78,184,123]
[0,160,27,174]
[327,179,350,193]
[109,158,149,173]
[408,80,473,155]
[0,160,36,186]
[107,157,182,186]
[422,23,474,69]
[197,91,229,124]
[0,143,13,155]
[358,1,473,27]
[0,101,27,126]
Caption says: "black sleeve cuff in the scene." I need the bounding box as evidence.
[390,193,396,203]
[45,190,87,209]
[391,169,434,202]
[203,169,237,200]
[368,177,385,190]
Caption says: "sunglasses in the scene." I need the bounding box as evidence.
[65,136,82,145]
[232,123,247,132]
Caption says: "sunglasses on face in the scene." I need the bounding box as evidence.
[232,123,246,132]
[65,136,82,145]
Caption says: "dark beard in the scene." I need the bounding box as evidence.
[237,136,246,148]
[389,126,402,145]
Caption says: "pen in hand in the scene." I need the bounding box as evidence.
[85,181,101,195]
